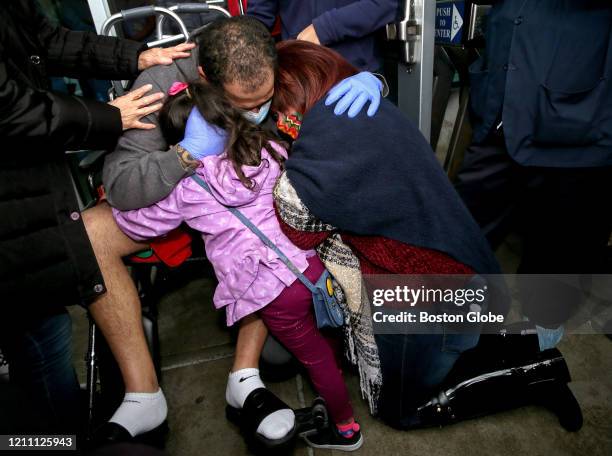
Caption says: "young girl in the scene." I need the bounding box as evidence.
[112,81,362,451]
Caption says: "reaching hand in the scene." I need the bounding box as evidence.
[325,72,383,118]
[178,108,228,160]
[137,42,196,71]
[108,84,164,131]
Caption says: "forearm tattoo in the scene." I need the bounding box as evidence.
[175,144,200,171]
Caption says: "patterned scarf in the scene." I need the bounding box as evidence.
[273,172,382,414]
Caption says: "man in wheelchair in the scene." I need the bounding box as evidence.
[97,15,383,449]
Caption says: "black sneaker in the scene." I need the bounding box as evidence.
[303,423,363,452]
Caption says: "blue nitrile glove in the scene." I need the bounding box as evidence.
[325,72,383,118]
[178,107,228,160]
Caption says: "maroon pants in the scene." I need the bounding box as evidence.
[259,255,353,423]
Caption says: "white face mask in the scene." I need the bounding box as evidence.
[242,99,272,125]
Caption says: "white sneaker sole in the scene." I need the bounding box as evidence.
[303,433,364,452]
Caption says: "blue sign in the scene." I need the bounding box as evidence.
[435,1,465,45]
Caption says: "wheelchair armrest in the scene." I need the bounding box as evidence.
[78,150,108,171]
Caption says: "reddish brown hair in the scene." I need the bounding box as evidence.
[273,40,358,115]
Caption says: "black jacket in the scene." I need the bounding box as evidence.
[0,0,143,320]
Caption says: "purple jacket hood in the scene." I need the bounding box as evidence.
[197,143,286,207]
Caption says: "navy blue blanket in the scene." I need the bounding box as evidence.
[285,99,501,275]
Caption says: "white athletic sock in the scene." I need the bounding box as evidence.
[109,388,167,437]
[226,368,295,440]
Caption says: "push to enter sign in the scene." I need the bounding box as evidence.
[435,0,465,45]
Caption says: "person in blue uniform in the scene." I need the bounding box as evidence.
[247,0,398,72]
[455,0,612,342]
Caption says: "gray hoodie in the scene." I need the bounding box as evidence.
[102,50,200,210]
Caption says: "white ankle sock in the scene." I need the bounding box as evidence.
[109,388,167,437]
[226,368,295,440]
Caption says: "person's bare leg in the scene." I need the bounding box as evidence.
[83,203,167,437]
[82,203,157,393]
[232,314,268,372]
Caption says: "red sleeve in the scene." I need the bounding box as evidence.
[343,235,475,275]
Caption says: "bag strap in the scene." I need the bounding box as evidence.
[191,174,318,294]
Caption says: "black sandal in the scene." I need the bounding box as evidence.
[226,388,297,452]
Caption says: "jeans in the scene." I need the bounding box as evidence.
[374,274,491,428]
[0,311,80,432]
[375,331,480,429]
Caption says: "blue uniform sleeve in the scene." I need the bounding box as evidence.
[246,0,280,30]
[312,0,399,45]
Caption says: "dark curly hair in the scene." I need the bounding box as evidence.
[196,16,277,92]
[159,81,285,189]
